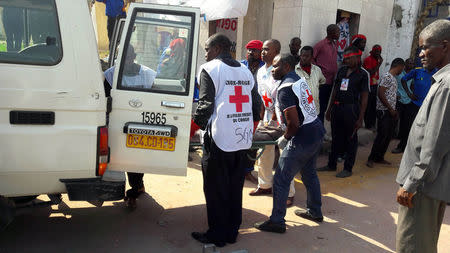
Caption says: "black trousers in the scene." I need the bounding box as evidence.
[318,84,333,124]
[368,110,396,161]
[126,172,144,198]
[364,85,378,129]
[107,16,116,47]
[201,133,246,244]
[396,102,416,151]
[328,104,359,172]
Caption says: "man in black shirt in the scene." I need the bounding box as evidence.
[191,34,261,247]
[317,46,369,178]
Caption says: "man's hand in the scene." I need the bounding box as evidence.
[277,135,289,150]
[355,118,363,130]
[408,93,418,101]
[389,109,399,120]
[325,109,331,122]
[396,187,416,208]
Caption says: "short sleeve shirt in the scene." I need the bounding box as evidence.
[363,55,380,86]
[333,66,369,105]
[401,67,437,106]
[277,71,302,125]
[376,72,397,110]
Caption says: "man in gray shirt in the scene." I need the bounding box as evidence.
[396,19,450,253]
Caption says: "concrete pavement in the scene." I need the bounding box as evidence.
[0,140,449,253]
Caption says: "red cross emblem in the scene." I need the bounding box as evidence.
[306,89,313,104]
[229,86,249,112]
[262,92,273,107]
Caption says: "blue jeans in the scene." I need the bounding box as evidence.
[270,132,323,223]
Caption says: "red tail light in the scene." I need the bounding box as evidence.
[97,127,109,176]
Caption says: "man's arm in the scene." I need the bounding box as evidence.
[251,83,262,122]
[283,107,300,139]
[401,70,418,100]
[403,86,450,193]
[312,42,321,65]
[356,72,370,129]
[325,72,340,121]
[378,77,397,118]
[318,68,326,85]
[193,69,215,130]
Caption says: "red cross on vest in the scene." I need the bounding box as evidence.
[306,89,313,104]
[229,86,249,112]
[262,91,273,107]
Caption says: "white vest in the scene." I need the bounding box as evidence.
[276,78,318,127]
[256,64,280,123]
[198,59,254,152]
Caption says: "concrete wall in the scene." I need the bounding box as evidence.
[271,0,302,53]
[239,0,275,59]
[384,0,421,71]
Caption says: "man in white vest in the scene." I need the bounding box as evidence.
[192,34,258,247]
[249,39,297,207]
[255,54,325,233]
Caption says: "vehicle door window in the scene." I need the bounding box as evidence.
[117,10,194,95]
[0,0,62,65]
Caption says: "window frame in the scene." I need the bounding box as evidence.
[0,0,63,66]
[116,7,196,96]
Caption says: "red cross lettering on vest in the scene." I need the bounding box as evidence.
[262,91,273,107]
[306,89,313,104]
[229,86,249,112]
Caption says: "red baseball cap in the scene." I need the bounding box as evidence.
[245,40,263,50]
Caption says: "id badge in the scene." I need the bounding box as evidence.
[340,78,349,91]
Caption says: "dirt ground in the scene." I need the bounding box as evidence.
[1,140,449,253]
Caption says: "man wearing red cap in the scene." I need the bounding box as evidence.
[363,44,383,129]
[241,40,265,76]
[240,40,264,183]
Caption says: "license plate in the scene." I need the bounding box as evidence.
[126,134,175,151]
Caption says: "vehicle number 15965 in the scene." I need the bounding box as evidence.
[141,112,166,125]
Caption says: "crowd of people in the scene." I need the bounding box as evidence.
[192,20,450,253]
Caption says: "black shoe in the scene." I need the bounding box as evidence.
[294,210,323,222]
[254,220,286,233]
[317,165,336,172]
[191,232,226,247]
[391,148,403,154]
[336,170,352,178]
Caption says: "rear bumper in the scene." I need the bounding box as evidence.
[60,171,125,201]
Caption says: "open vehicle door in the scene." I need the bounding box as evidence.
[108,3,199,176]
[108,18,126,68]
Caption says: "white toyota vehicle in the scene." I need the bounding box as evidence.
[0,0,199,228]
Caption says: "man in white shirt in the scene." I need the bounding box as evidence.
[295,46,326,116]
[249,39,296,207]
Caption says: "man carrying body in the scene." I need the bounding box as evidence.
[289,37,302,65]
[396,19,450,253]
[295,46,326,116]
[317,46,369,178]
[363,45,383,129]
[249,39,296,207]
[192,34,258,247]
[254,54,325,233]
[366,58,405,168]
[392,58,415,154]
[313,24,340,123]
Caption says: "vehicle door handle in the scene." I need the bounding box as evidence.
[161,101,185,108]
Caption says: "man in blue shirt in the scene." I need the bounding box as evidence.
[254,54,325,233]
[400,65,437,115]
[96,0,126,47]
[392,58,415,153]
